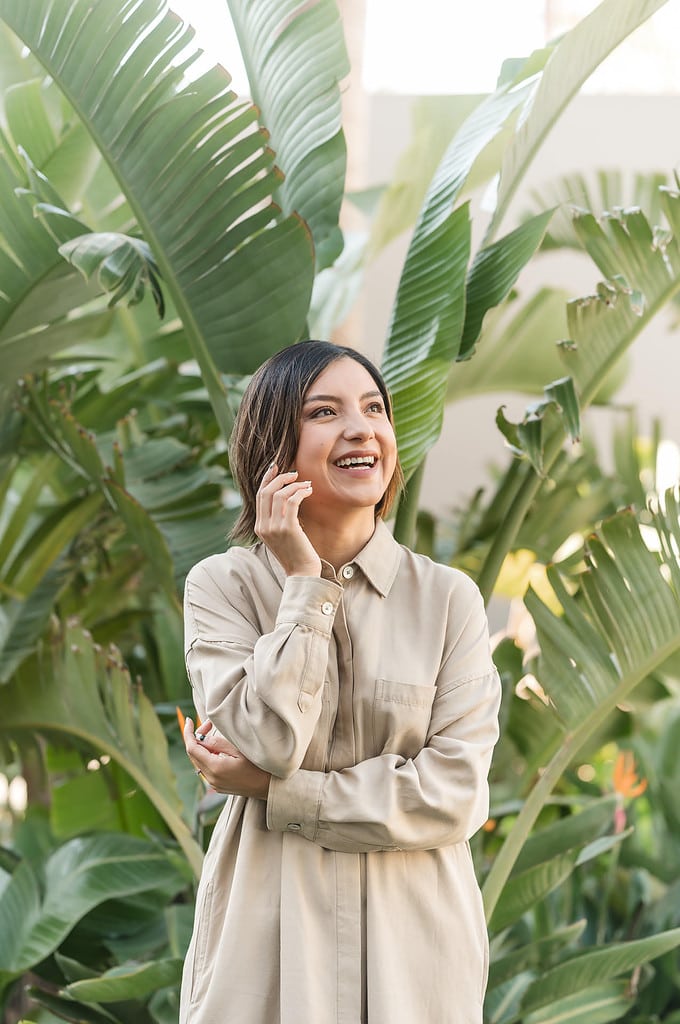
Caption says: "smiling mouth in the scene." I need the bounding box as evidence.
[334,455,377,468]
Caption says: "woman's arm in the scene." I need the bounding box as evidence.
[265,585,501,853]
[185,560,341,779]
[266,668,500,852]
[185,463,335,779]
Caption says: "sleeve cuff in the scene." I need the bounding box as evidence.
[266,770,324,840]
[276,576,343,635]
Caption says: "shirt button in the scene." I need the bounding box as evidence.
[341,565,355,580]
[321,601,334,615]
[287,822,302,831]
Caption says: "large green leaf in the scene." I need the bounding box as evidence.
[367,95,487,258]
[483,492,680,919]
[459,209,553,360]
[0,143,104,379]
[521,930,680,1014]
[447,287,570,401]
[228,0,349,270]
[522,981,632,1024]
[487,921,586,992]
[0,557,73,684]
[0,619,203,876]
[0,834,185,988]
[511,796,617,875]
[64,958,182,1003]
[381,68,547,482]
[21,376,232,589]
[489,852,576,932]
[383,202,471,481]
[487,0,670,239]
[530,501,680,731]
[0,0,315,430]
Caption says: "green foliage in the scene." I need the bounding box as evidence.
[0,831,187,1000]
[228,0,349,270]
[0,0,679,1021]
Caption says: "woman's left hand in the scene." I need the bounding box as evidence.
[184,718,271,799]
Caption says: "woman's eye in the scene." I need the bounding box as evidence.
[310,406,335,418]
[367,401,384,414]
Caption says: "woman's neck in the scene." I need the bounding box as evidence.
[300,509,377,571]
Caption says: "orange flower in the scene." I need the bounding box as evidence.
[176,706,201,734]
[613,750,647,799]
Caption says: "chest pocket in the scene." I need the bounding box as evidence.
[372,678,436,760]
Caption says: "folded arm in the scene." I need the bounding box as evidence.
[185,556,342,778]
[266,585,501,852]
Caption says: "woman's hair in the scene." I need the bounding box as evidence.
[229,340,404,543]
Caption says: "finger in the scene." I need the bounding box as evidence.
[282,483,313,523]
[257,480,310,537]
[269,480,312,512]
[196,718,214,741]
[258,462,278,491]
[256,470,298,527]
[184,718,205,760]
[259,470,299,498]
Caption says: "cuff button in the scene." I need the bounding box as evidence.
[287,822,302,831]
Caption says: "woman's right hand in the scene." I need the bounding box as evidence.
[255,463,322,577]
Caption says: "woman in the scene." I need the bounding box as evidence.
[181,340,501,1024]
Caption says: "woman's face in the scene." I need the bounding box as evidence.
[292,357,397,522]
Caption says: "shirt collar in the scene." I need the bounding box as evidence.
[262,518,402,598]
[350,519,402,597]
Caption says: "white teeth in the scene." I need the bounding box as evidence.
[335,456,376,468]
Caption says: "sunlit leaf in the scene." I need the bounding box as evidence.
[228,0,349,270]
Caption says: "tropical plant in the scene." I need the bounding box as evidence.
[0,0,679,1021]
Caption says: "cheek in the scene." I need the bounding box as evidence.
[382,431,398,473]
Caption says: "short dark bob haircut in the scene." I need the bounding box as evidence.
[229,340,404,543]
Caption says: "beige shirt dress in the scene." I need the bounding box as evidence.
[180,520,501,1024]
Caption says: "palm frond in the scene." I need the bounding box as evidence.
[483,491,680,919]
[228,0,349,270]
[0,0,315,401]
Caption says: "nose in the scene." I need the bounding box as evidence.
[343,408,375,440]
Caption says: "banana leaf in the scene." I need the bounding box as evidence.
[524,169,671,252]
[63,958,183,1004]
[0,618,203,876]
[0,833,186,995]
[522,981,632,1024]
[228,0,349,270]
[477,187,680,599]
[521,930,680,1014]
[486,0,670,239]
[0,0,316,437]
[381,72,541,481]
[483,490,680,919]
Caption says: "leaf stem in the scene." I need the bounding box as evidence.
[392,459,425,549]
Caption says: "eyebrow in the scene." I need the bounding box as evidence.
[303,390,383,404]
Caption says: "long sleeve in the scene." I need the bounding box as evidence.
[266,585,501,852]
[184,551,342,778]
